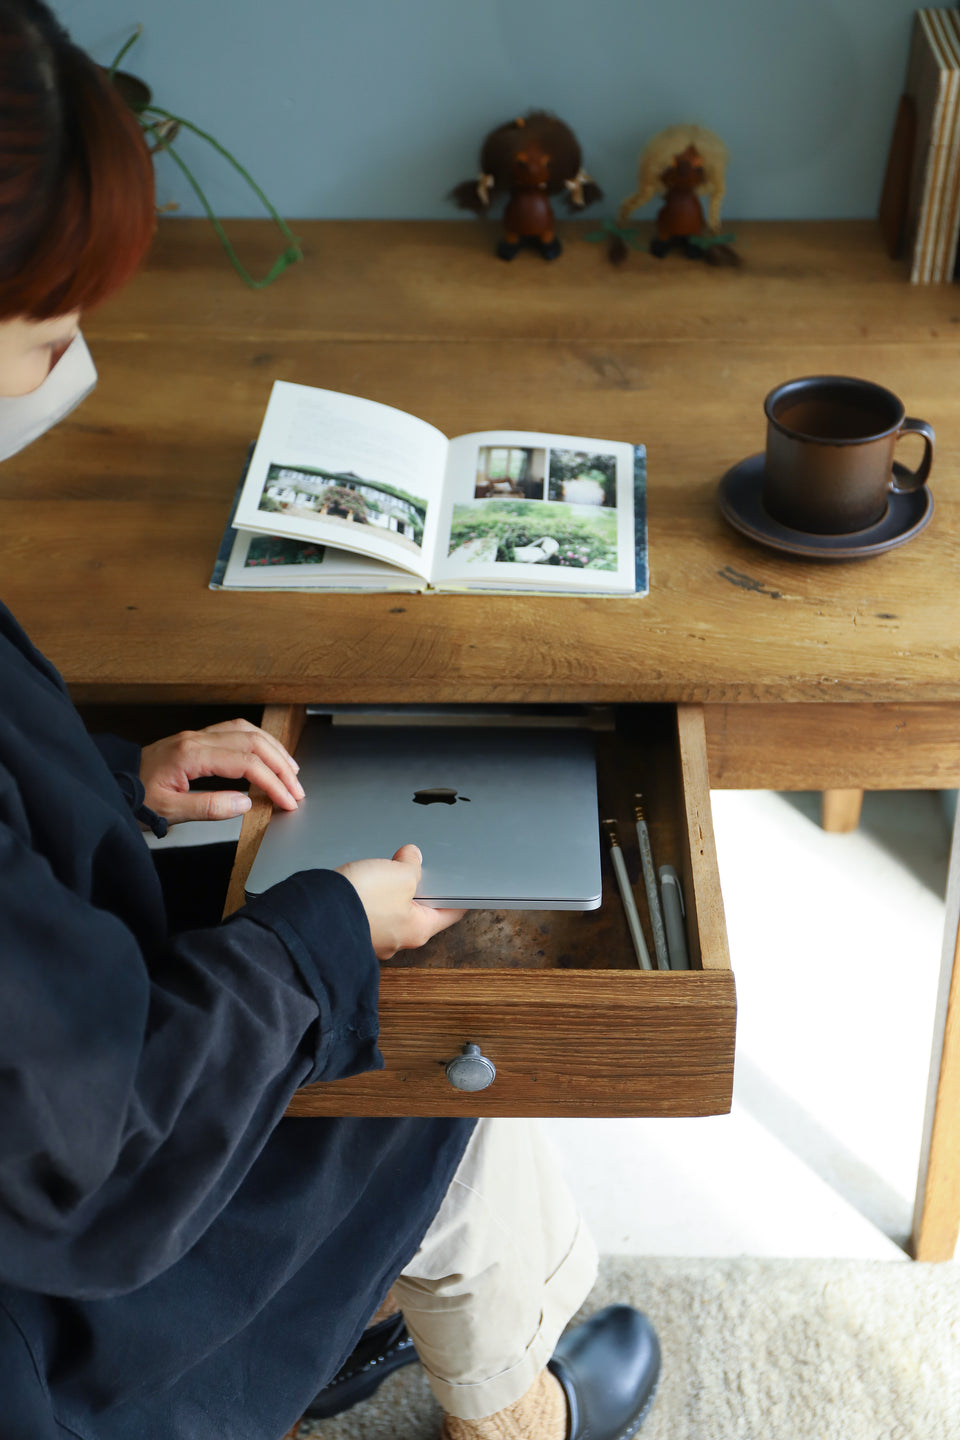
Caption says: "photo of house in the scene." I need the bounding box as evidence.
[259,463,427,553]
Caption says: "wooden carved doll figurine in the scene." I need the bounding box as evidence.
[451,111,601,260]
[650,143,708,256]
[613,123,739,266]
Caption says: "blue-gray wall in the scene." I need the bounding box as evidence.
[62,0,920,222]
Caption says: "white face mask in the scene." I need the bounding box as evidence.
[0,332,97,462]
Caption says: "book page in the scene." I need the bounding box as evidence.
[431,431,640,592]
[232,381,449,579]
[216,528,423,591]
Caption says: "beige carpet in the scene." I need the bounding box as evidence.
[294,1255,960,1440]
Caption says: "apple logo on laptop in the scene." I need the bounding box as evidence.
[412,787,471,806]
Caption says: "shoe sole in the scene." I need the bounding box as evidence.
[616,1369,659,1440]
[303,1332,417,1419]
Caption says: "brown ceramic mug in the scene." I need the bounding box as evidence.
[762,376,934,534]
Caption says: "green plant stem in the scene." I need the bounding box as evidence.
[688,232,737,250]
[144,107,298,242]
[108,25,142,78]
[585,218,645,249]
[142,112,302,289]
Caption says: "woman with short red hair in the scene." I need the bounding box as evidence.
[0,4,154,313]
[0,6,658,1440]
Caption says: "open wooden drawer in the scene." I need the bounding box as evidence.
[226,702,735,1119]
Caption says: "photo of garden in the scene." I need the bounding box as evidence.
[447,499,620,570]
[474,445,547,500]
[244,536,326,569]
[547,449,617,507]
[258,462,427,554]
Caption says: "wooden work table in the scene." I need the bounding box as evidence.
[3,218,960,1260]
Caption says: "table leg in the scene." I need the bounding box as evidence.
[820,788,864,832]
[911,796,960,1261]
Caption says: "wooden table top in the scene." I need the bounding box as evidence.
[4,218,960,706]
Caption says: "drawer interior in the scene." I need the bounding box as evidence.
[385,704,704,974]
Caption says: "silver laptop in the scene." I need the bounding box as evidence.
[245,724,601,909]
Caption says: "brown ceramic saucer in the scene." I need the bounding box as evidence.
[717,453,934,559]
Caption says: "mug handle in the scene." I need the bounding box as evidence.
[891,417,935,493]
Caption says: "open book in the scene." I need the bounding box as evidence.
[211,381,648,595]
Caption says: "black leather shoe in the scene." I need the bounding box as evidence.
[302,1312,417,1420]
[548,1305,660,1440]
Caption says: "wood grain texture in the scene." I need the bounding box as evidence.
[284,969,736,1117]
[71,219,956,348]
[912,801,960,1261]
[5,220,960,708]
[223,703,305,917]
[703,702,960,790]
[913,927,960,1258]
[677,706,729,972]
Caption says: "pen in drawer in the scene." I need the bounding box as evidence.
[659,864,690,970]
[633,794,670,971]
[601,820,653,970]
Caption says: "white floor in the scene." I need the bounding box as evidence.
[544,790,955,1263]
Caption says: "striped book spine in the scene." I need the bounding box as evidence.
[905,9,960,283]
[939,10,960,279]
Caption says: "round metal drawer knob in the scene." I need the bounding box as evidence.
[445,1043,497,1092]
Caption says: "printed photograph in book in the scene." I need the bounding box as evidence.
[474,445,548,500]
[244,536,327,569]
[547,449,618,507]
[447,499,620,570]
[257,462,428,555]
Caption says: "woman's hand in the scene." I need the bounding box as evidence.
[139,719,304,825]
[336,844,465,959]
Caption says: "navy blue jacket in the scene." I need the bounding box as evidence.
[0,601,473,1439]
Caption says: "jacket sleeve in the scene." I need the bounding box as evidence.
[0,810,380,1300]
[88,731,168,837]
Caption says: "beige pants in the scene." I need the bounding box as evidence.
[392,1118,598,1421]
